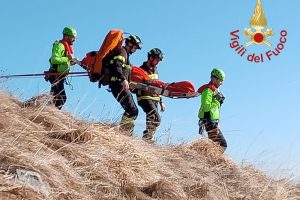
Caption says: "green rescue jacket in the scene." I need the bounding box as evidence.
[198,87,221,120]
[50,41,71,73]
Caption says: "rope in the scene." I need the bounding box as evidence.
[0,71,88,79]
[66,76,74,90]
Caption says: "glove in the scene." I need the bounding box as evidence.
[215,91,225,104]
[44,71,50,82]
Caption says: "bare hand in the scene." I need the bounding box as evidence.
[67,54,73,61]
[70,58,81,66]
[122,80,129,91]
[159,102,166,112]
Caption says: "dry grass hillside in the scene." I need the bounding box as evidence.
[0,92,299,200]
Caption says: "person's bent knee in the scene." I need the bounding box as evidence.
[220,138,227,149]
[154,119,161,127]
[129,107,138,119]
[64,95,67,102]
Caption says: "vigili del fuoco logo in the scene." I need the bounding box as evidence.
[229,0,287,63]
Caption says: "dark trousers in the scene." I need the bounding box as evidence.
[199,119,227,149]
[138,99,161,140]
[110,82,138,119]
[110,82,138,135]
[49,76,66,110]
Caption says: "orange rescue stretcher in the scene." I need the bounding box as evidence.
[130,67,199,99]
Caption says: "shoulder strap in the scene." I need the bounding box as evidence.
[59,40,73,55]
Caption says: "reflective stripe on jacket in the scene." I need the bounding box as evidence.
[137,62,161,102]
[106,47,131,82]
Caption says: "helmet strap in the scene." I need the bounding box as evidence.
[128,46,135,55]
[147,57,158,68]
[125,43,133,54]
[210,77,220,88]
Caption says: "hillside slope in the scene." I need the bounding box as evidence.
[0,92,299,200]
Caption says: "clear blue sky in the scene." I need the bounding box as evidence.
[1,0,299,181]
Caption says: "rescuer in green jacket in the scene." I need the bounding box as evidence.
[46,27,79,109]
[198,68,227,150]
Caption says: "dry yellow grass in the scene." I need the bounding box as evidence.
[0,92,299,200]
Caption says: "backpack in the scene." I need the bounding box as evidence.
[81,30,124,84]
